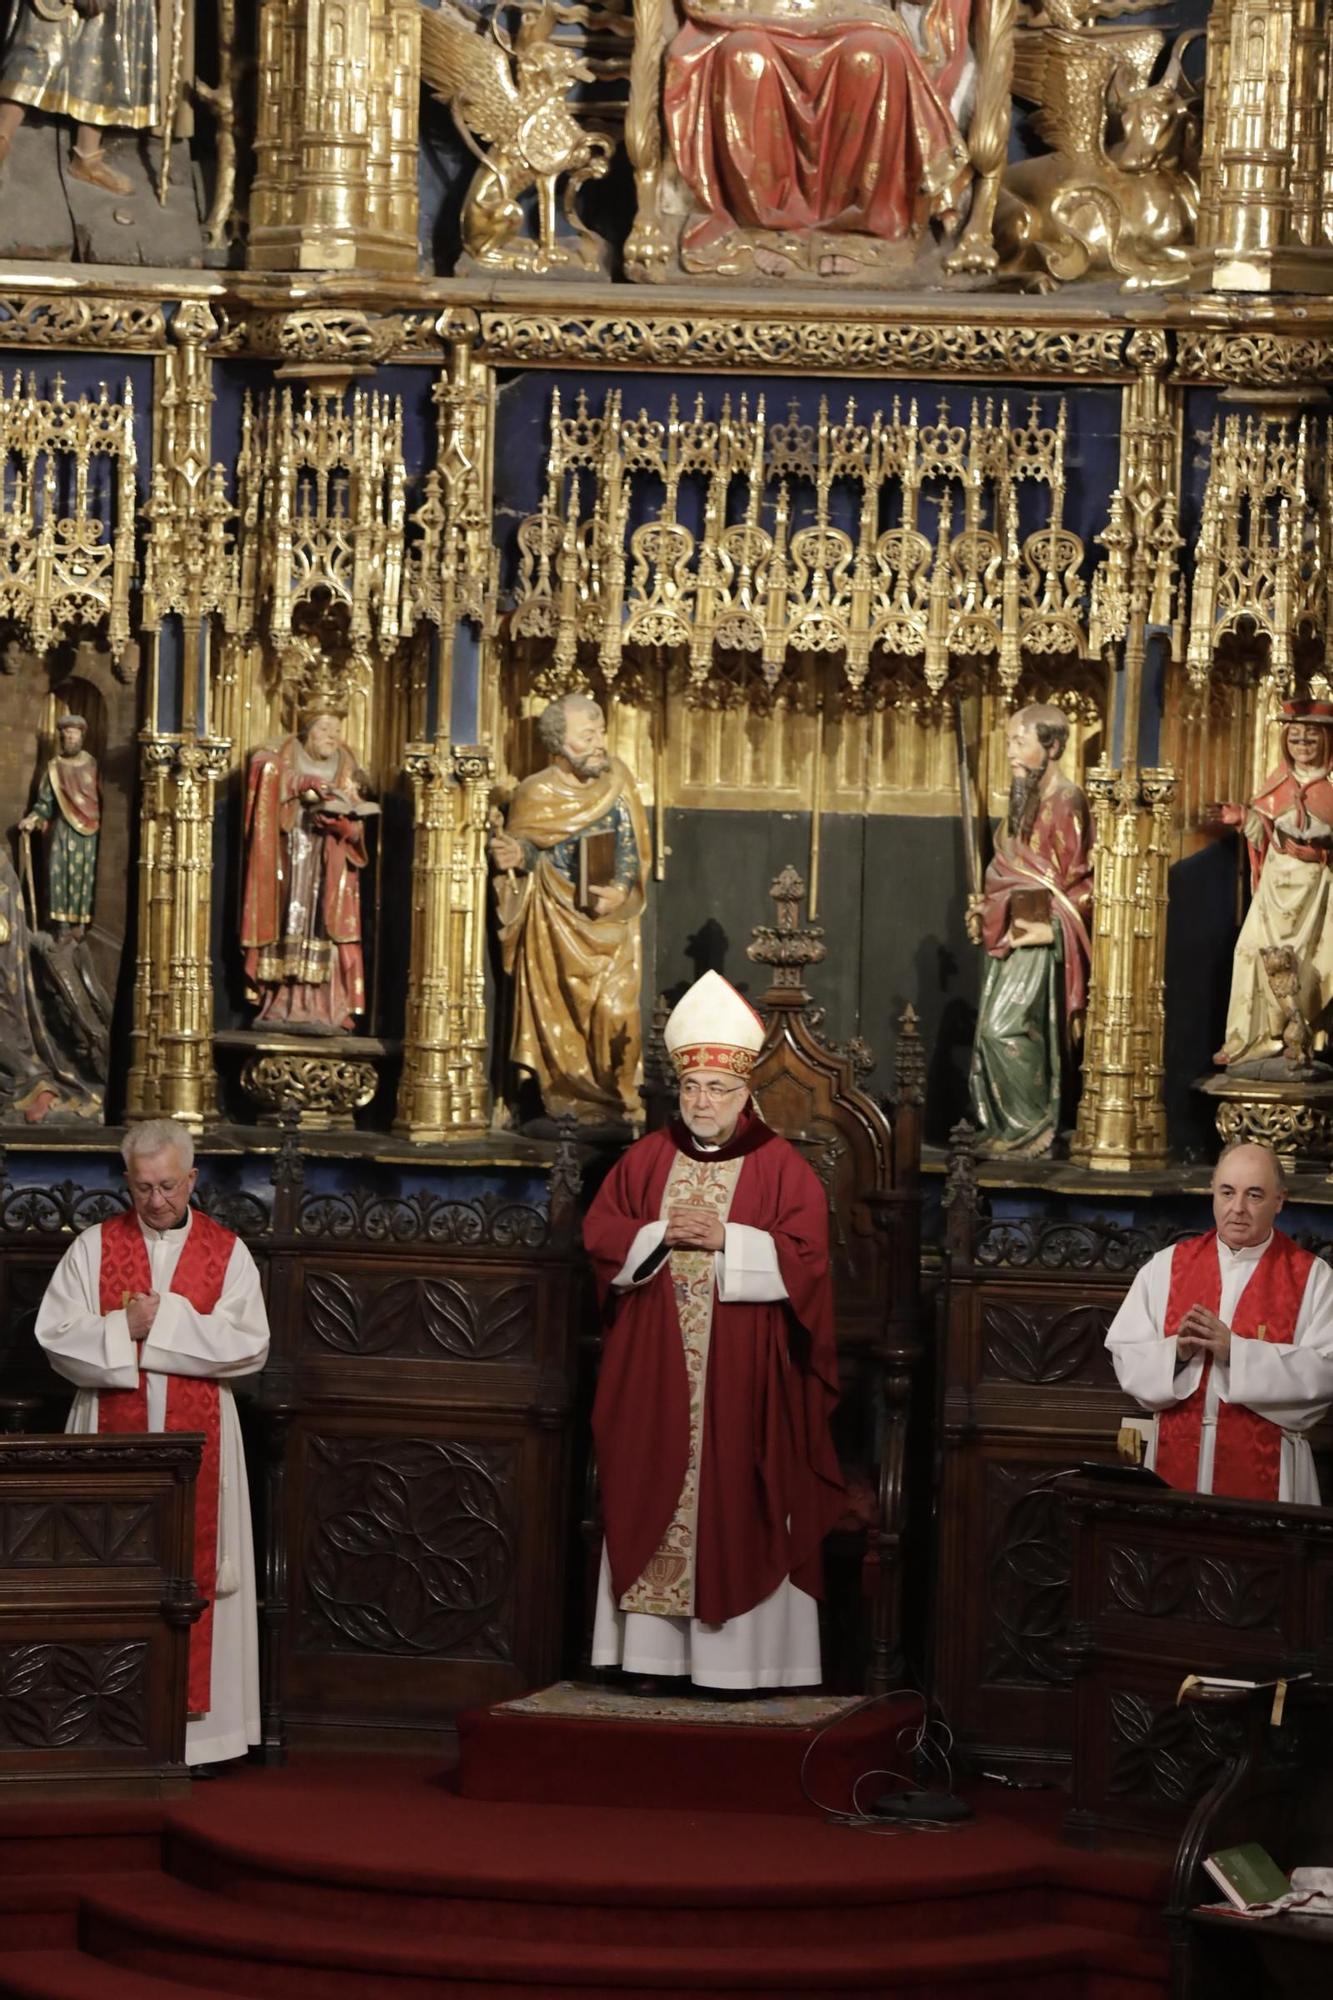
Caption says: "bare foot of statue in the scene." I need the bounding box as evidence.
[753,246,798,278]
[817,253,859,277]
[22,1088,58,1125]
[69,143,133,196]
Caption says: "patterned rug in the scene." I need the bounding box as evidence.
[494,1679,864,1729]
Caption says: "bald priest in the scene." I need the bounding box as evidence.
[36,1118,270,1766]
[1107,1141,1333,1504]
[584,970,845,1689]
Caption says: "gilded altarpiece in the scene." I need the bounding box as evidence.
[3,0,1333,1752]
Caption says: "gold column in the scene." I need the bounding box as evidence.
[1196,0,1333,292]
[129,303,237,1131]
[1073,334,1179,1172]
[248,0,420,271]
[124,737,174,1121]
[395,746,494,1140]
[1072,766,1176,1171]
[125,737,230,1130]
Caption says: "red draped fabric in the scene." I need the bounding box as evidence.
[585,1123,845,1624]
[1156,1229,1314,1501]
[96,1210,234,1714]
[664,0,972,253]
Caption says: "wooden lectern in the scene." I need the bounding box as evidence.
[1059,1473,1333,1848]
[0,1434,202,1797]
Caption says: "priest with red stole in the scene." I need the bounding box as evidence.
[585,971,845,1688]
[1107,1142,1333,1503]
[36,1118,269,1768]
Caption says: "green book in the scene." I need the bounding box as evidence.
[1202,1842,1292,1911]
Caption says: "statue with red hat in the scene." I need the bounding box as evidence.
[582,970,845,1690]
[1208,700,1333,1073]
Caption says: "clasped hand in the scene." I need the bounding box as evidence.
[664,1205,724,1251]
[125,1291,161,1342]
[1176,1304,1231,1365]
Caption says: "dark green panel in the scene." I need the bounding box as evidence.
[650,809,975,1138]
[861,816,978,1142]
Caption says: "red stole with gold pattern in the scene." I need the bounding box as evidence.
[96,1208,234,1714]
[1157,1230,1313,1501]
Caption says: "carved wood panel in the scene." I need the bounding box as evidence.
[0,1641,148,1750]
[296,1432,519,1662]
[982,1461,1073,1689]
[1105,1685,1242,1807]
[300,1268,537,1363]
[1104,1544,1283,1633]
[0,1499,157,1567]
[980,1299,1119,1387]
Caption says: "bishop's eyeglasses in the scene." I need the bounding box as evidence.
[679,1079,745,1103]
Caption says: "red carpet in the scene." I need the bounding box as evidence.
[0,1723,1173,1997]
[456,1691,916,1816]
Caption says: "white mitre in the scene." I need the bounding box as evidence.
[664,970,765,1080]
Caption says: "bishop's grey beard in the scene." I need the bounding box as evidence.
[1007,766,1044,841]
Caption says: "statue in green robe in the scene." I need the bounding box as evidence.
[20,714,101,937]
[966,704,1094,1157]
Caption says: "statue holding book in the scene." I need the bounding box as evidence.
[240,707,379,1036]
[488,692,650,1126]
[965,702,1093,1157]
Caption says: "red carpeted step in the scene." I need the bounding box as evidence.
[0,1802,163,1878]
[455,1695,917,1817]
[164,1824,1058,1948]
[0,1949,242,2000]
[73,1873,1171,1999]
[158,1780,1168,1949]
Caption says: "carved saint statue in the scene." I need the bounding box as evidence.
[0,847,99,1124]
[240,708,377,1037]
[966,702,1093,1156]
[488,693,650,1126]
[1210,701,1333,1074]
[18,713,100,939]
[662,0,975,277]
[0,0,158,196]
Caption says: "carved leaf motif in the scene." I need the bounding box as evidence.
[422,1278,532,1360]
[301,1436,516,1659]
[983,1474,1072,1687]
[983,1302,1113,1385]
[305,1272,361,1354]
[0,1642,147,1749]
[1195,1557,1281,1631]
[1106,1545,1192,1619]
[1107,1687,1239,1806]
[360,1279,422,1357]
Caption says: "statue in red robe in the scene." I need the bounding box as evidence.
[662,0,975,276]
[240,711,375,1036]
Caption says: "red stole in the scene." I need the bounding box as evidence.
[96,1209,235,1714]
[1157,1230,1314,1501]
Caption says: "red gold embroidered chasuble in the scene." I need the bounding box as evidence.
[619,1151,743,1617]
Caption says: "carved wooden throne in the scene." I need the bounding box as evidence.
[742,865,924,1693]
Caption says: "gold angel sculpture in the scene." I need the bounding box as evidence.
[419,0,614,273]
[995,14,1201,287]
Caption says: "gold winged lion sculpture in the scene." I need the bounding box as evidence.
[419,0,614,272]
[994,16,1202,288]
